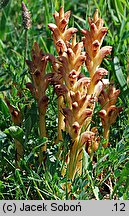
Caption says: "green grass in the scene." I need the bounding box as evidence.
[0,0,129,200]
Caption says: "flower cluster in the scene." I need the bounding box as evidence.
[26,42,51,154]
[81,10,112,99]
[99,84,122,147]
[6,5,121,179]
[48,7,77,56]
[48,8,113,179]
[48,7,80,142]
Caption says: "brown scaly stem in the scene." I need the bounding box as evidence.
[57,96,65,142]
[15,139,24,165]
[103,126,110,148]
[39,112,47,163]
[39,113,47,148]
[68,138,81,180]
[37,95,49,162]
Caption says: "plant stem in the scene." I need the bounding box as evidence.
[57,96,65,142]
[23,29,28,69]
[15,139,24,164]
[103,127,110,147]
[68,138,80,180]
[61,0,64,7]
[39,112,47,163]
[21,29,28,88]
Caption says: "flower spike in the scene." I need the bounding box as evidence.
[99,85,122,147]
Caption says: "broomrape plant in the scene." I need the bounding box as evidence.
[5,3,122,183]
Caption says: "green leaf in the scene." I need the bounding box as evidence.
[32,137,48,152]
[0,0,11,39]
[108,1,119,23]
[125,161,129,169]
[114,0,123,23]
[93,186,100,200]
[25,116,32,136]
[0,98,9,117]
[122,31,129,41]
[120,0,129,7]
[113,56,127,90]
[115,0,124,15]
[4,126,24,143]
[123,125,129,137]
[0,130,7,140]
[73,14,86,24]
[82,150,89,171]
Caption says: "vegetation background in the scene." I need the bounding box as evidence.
[0,0,129,199]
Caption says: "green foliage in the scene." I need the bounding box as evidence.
[4,126,24,144]
[0,0,129,200]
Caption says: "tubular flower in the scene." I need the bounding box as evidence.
[87,68,108,96]
[81,9,112,101]
[26,42,51,156]
[5,98,22,126]
[48,7,77,55]
[81,10,112,105]
[81,9,112,120]
[5,98,23,163]
[81,9,112,77]
[99,85,122,147]
[57,36,86,91]
[48,7,78,141]
[81,127,100,156]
